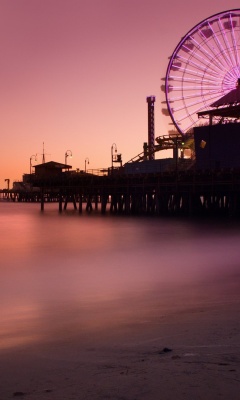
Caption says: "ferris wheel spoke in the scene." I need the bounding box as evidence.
[218,17,236,68]
[206,21,234,70]
[229,14,239,66]
[169,63,221,82]
[188,35,229,74]
[198,25,234,72]
[184,47,227,79]
[169,91,221,102]
[175,99,213,123]
[168,84,224,92]
[173,94,218,113]
[169,72,220,86]
[226,68,238,81]
[176,97,222,128]
[175,113,193,124]
[191,30,232,70]
[166,9,240,134]
[176,55,220,78]
[178,41,223,75]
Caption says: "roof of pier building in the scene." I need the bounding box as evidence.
[211,85,240,108]
[34,161,72,177]
[198,85,240,121]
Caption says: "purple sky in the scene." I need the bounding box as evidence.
[1,0,239,185]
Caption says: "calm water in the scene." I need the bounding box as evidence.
[1,202,240,352]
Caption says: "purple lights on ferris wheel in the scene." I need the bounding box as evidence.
[165,9,240,135]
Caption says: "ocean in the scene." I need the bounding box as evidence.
[1,202,240,353]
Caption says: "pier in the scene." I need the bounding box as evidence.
[2,85,240,219]
[2,166,240,218]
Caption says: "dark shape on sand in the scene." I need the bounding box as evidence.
[13,392,25,397]
[159,347,172,354]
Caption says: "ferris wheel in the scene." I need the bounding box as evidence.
[165,9,240,136]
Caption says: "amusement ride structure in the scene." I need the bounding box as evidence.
[127,9,240,165]
[165,9,240,134]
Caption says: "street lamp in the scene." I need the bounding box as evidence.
[111,143,117,169]
[65,150,72,165]
[85,157,89,173]
[30,154,37,174]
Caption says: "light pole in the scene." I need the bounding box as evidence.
[30,154,37,174]
[85,157,89,173]
[111,143,117,169]
[65,150,72,165]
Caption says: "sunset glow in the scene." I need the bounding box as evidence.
[1,0,239,186]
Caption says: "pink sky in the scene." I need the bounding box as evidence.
[1,0,239,186]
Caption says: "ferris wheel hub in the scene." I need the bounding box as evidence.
[222,66,240,92]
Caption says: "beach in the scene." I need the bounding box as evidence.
[1,275,240,400]
[1,204,240,399]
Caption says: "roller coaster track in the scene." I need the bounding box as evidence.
[124,134,194,164]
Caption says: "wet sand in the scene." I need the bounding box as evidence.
[1,276,240,400]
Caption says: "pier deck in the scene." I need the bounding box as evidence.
[2,168,240,218]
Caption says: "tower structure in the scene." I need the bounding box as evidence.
[146,96,155,160]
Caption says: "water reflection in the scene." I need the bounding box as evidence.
[0,203,240,351]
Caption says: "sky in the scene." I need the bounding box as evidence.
[1,0,240,186]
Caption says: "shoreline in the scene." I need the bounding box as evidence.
[1,277,240,400]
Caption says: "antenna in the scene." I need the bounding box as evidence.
[42,142,45,163]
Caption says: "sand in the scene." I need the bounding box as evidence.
[1,278,240,400]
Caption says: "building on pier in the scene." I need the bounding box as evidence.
[195,82,240,170]
[21,161,73,184]
[34,161,72,178]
